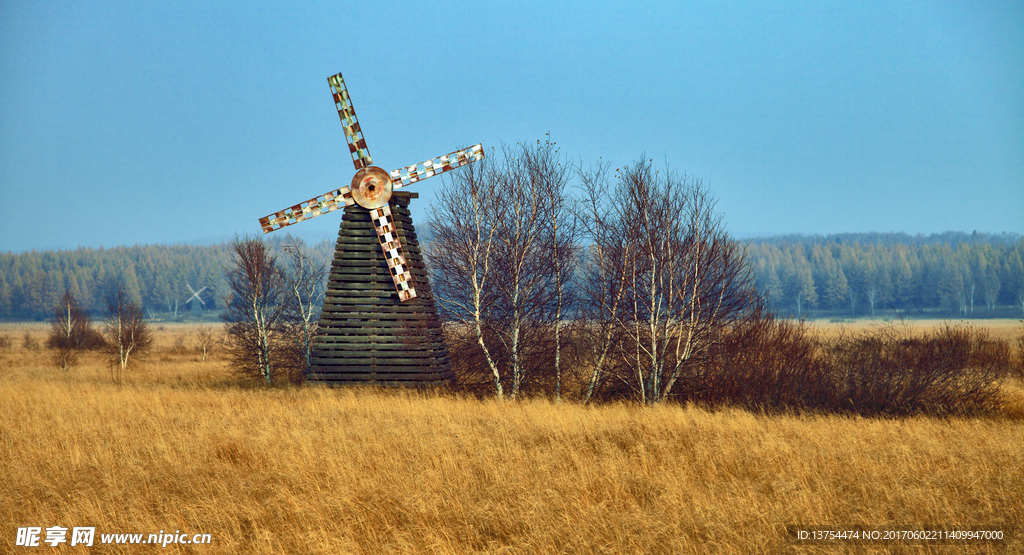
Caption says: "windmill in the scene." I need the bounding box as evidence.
[185,283,207,306]
[185,283,207,316]
[257,71,484,385]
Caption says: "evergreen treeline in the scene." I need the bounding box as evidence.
[749,231,1022,247]
[0,237,333,321]
[745,232,1024,318]
[3,232,1022,321]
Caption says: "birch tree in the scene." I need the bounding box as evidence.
[102,284,152,383]
[866,286,879,316]
[48,290,91,372]
[542,145,579,402]
[577,162,633,403]
[982,267,1000,311]
[583,158,758,404]
[488,140,575,398]
[281,238,327,378]
[427,153,505,396]
[428,140,577,399]
[194,324,216,362]
[491,147,549,398]
[222,237,287,384]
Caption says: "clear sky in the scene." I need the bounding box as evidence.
[1,0,1021,252]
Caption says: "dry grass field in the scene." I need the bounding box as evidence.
[2,321,1023,554]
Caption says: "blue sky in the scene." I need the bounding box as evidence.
[1,0,1021,252]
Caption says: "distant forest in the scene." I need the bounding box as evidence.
[746,232,1024,318]
[0,236,334,321]
[1,231,1022,321]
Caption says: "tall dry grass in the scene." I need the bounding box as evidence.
[1,322,1022,554]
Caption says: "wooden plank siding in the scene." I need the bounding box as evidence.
[307,192,454,386]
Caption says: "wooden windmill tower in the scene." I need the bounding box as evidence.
[259,71,484,386]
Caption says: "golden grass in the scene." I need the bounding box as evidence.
[1,322,1022,554]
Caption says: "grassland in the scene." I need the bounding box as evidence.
[2,321,1023,554]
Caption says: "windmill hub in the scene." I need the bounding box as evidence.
[349,166,393,209]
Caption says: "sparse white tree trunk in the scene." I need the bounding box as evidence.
[591,159,756,405]
[579,164,631,404]
[867,287,878,316]
[282,239,327,377]
[427,157,504,398]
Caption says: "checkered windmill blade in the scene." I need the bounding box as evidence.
[258,71,484,302]
[329,72,373,171]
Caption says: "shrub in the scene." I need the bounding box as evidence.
[686,312,828,411]
[827,323,1010,416]
[1016,321,1024,380]
[683,315,1010,416]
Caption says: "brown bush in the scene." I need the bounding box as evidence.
[826,323,1010,416]
[22,331,40,351]
[1016,321,1024,379]
[682,312,829,411]
[44,329,104,350]
[688,316,1012,416]
[445,323,588,399]
[445,302,1015,416]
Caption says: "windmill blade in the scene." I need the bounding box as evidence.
[328,73,373,170]
[259,186,356,233]
[370,204,417,302]
[389,144,484,189]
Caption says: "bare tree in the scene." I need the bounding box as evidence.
[866,286,879,316]
[982,268,1000,312]
[48,290,91,372]
[577,161,632,403]
[428,140,578,399]
[427,152,505,396]
[103,284,152,383]
[490,140,574,398]
[194,324,216,362]
[281,237,327,378]
[581,158,759,404]
[165,295,180,320]
[494,148,547,398]
[541,142,580,402]
[789,263,816,317]
[221,237,287,384]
